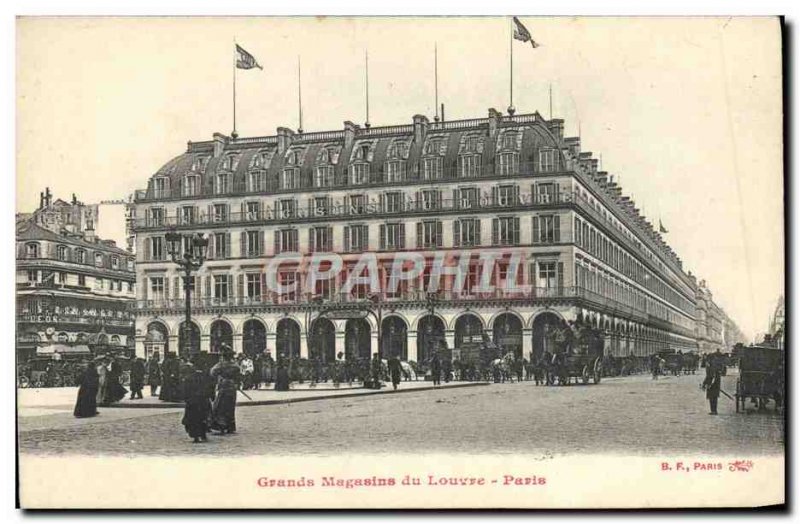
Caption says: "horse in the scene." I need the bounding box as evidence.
[380,359,417,381]
[490,352,517,383]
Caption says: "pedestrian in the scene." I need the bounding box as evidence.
[239,354,254,389]
[430,351,441,386]
[182,359,213,443]
[209,345,241,434]
[701,363,722,415]
[129,357,145,400]
[274,354,290,391]
[262,351,274,386]
[651,354,660,380]
[104,356,128,404]
[442,357,452,384]
[146,353,161,397]
[387,354,402,390]
[95,356,109,406]
[370,354,383,389]
[159,352,181,402]
[73,361,99,418]
[252,353,263,390]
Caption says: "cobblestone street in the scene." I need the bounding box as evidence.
[18,371,783,458]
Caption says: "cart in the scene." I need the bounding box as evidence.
[547,324,604,386]
[735,345,784,413]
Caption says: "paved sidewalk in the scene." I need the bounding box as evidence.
[18,380,490,414]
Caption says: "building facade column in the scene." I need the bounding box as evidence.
[266,332,277,355]
[407,330,418,362]
[335,331,346,359]
[232,333,242,354]
[370,331,379,356]
[445,330,455,353]
[522,328,533,360]
[300,334,309,359]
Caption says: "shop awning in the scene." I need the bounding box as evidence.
[37,344,92,355]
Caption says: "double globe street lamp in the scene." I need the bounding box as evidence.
[165,230,209,357]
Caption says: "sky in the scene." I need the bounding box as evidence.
[16,16,783,340]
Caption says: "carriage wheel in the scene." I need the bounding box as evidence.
[593,360,602,384]
[581,366,591,385]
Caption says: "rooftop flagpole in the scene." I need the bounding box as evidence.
[509,17,514,115]
[297,55,303,134]
[365,49,371,128]
[232,38,238,139]
[434,43,439,122]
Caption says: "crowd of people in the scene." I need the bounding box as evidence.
[73,354,144,417]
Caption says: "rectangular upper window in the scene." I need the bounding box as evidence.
[539,148,556,172]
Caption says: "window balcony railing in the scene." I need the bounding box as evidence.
[134,161,564,203]
[134,191,575,229]
[130,285,689,337]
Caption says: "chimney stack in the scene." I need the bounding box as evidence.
[488,108,502,137]
[212,133,228,158]
[412,115,429,146]
[343,121,360,151]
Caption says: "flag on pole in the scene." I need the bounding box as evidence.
[512,17,540,48]
[659,220,669,234]
[235,44,263,70]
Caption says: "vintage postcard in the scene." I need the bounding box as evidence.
[15,16,784,509]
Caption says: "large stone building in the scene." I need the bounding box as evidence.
[16,190,137,360]
[131,110,698,363]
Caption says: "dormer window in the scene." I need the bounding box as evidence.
[501,132,518,150]
[95,252,104,268]
[182,174,200,197]
[539,148,556,172]
[286,150,300,166]
[56,245,68,261]
[152,176,170,199]
[315,147,335,188]
[424,139,442,155]
[253,150,272,169]
[387,141,407,159]
[385,140,407,183]
[221,154,237,171]
[75,249,85,264]
[247,170,267,192]
[25,243,40,259]
[192,156,210,173]
[459,135,482,178]
[214,173,230,195]
[350,163,369,185]
[281,168,299,190]
[355,144,370,160]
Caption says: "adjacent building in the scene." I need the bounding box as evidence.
[131,109,699,364]
[767,295,785,349]
[16,189,137,360]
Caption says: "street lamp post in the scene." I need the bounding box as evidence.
[165,231,208,357]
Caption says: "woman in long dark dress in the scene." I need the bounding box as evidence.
[73,363,99,418]
[182,367,212,442]
[209,348,241,434]
[159,353,181,402]
[274,355,290,391]
[104,357,128,404]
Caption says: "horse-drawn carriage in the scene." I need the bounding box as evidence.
[546,323,604,386]
[735,345,784,413]
[17,356,87,388]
